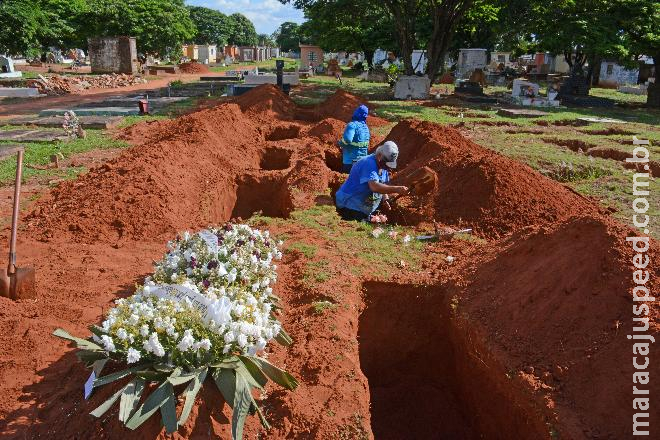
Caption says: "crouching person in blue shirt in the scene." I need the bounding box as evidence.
[335,141,408,222]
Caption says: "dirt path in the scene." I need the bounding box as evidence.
[0,70,253,118]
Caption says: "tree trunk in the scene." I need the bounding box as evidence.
[425,0,472,82]
[646,53,659,108]
[364,49,375,69]
[590,54,602,86]
[383,0,416,76]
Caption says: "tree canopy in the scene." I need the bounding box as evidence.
[273,22,302,52]
[187,5,234,47]
[298,0,395,64]
[80,0,195,56]
[228,13,258,46]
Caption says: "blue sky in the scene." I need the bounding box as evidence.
[185,0,305,35]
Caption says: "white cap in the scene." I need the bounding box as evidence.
[376,141,399,169]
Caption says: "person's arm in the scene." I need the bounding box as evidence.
[341,122,357,145]
[368,180,408,194]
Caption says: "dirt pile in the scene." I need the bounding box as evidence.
[236,84,299,120]
[27,87,337,244]
[306,118,345,144]
[456,215,659,438]
[387,119,599,237]
[316,89,390,126]
[178,62,211,74]
[26,74,148,95]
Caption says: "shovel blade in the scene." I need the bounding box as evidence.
[0,267,36,300]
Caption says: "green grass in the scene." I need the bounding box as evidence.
[0,130,129,184]
[590,87,648,104]
[287,241,318,258]
[289,205,424,278]
[312,300,337,314]
[209,58,298,73]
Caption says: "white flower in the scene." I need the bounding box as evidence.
[128,314,140,326]
[127,348,141,364]
[237,334,248,347]
[140,325,149,337]
[403,235,412,245]
[177,330,195,352]
[100,335,116,352]
[194,339,211,351]
[116,328,128,341]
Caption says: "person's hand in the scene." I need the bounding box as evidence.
[396,186,409,194]
[382,200,393,212]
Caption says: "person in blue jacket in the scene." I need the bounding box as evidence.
[338,105,371,173]
[335,141,408,222]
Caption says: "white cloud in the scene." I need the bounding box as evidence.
[186,0,305,34]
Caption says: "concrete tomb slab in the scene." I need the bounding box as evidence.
[40,107,140,117]
[0,87,41,97]
[497,108,549,118]
[0,129,67,142]
[6,115,123,129]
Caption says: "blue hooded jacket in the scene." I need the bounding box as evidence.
[338,105,371,165]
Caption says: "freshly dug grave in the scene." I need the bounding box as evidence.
[2,84,657,440]
[452,215,659,439]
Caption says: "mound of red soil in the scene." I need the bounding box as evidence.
[457,215,659,439]
[236,84,298,120]
[387,119,599,237]
[314,89,390,126]
[306,118,345,144]
[178,62,210,74]
[27,99,331,243]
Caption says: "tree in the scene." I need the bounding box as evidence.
[228,13,258,46]
[80,0,196,57]
[283,0,478,80]
[612,0,659,107]
[0,0,86,57]
[298,0,395,66]
[527,0,622,94]
[273,22,302,52]
[258,33,276,47]
[0,0,46,57]
[187,5,234,47]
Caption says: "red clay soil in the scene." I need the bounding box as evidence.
[387,119,601,237]
[1,83,658,439]
[178,62,211,74]
[452,215,659,439]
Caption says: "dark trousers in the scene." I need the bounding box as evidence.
[336,207,369,222]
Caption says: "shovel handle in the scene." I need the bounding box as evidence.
[8,149,23,274]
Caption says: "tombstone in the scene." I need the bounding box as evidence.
[0,56,22,78]
[512,79,540,98]
[457,49,487,79]
[394,76,431,99]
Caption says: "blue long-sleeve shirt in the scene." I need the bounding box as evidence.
[338,121,370,165]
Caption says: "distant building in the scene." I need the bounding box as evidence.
[197,45,217,64]
[300,45,324,70]
[490,51,514,68]
[182,44,217,64]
